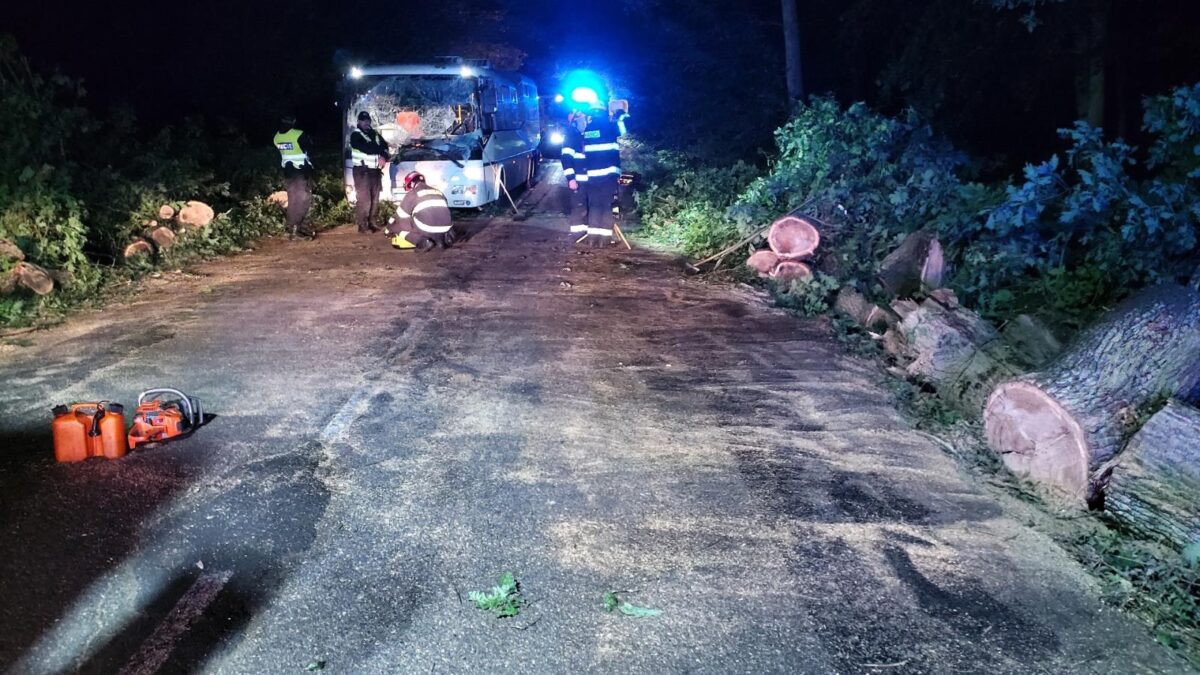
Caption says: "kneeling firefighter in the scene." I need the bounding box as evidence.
[387,172,455,251]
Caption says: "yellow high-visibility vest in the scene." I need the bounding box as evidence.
[273,129,310,168]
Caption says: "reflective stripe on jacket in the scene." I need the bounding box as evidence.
[562,114,621,185]
[274,129,310,168]
[398,185,452,234]
[350,128,388,167]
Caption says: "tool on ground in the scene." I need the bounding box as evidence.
[52,401,128,463]
[127,388,204,449]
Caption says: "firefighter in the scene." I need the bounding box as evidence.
[561,111,589,238]
[387,171,455,252]
[563,103,623,247]
[273,115,316,239]
[349,111,390,233]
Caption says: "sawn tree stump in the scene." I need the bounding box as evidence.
[746,250,779,278]
[984,283,1200,500]
[1094,400,1200,550]
[767,216,820,260]
[876,230,945,297]
[12,262,54,296]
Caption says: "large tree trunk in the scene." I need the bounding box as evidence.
[1096,400,1200,550]
[781,0,804,101]
[899,296,1021,414]
[1074,0,1109,129]
[984,283,1200,501]
[876,230,944,298]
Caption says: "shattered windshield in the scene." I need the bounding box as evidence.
[352,76,479,160]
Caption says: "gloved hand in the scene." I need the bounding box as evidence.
[568,179,578,191]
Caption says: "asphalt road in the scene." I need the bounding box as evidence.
[0,170,1188,674]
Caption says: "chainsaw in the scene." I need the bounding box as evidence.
[127,388,204,449]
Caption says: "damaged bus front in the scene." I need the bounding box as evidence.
[340,60,541,208]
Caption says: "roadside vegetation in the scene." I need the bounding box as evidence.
[0,37,350,329]
[639,88,1200,328]
[635,86,1200,664]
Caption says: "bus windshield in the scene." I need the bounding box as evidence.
[350,75,479,160]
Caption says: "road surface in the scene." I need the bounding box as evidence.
[0,171,1187,673]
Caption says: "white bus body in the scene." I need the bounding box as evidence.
[340,61,541,208]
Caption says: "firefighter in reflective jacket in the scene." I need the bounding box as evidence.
[561,104,623,247]
[273,115,316,239]
[387,172,455,251]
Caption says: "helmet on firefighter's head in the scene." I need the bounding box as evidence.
[404,171,426,191]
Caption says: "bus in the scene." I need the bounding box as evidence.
[339,58,541,208]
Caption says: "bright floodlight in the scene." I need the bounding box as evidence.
[549,131,565,146]
[349,66,364,79]
[571,87,599,105]
[461,65,477,78]
[554,93,565,103]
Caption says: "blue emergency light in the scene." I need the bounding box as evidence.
[570,87,600,105]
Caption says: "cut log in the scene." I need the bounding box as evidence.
[177,201,215,229]
[891,299,920,320]
[0,239,24,262]
[746,250,779,278]
[984,283,1200,501]
[770,260,812,284]
[267,191,289,209]
[834,286,896,332]
[149,226,177,250]
[12,262,54,296]
[124,239,154,261]
[876,230,945,298]
[901,299,1021,414]
[158,204,176,221]
[1001,314,1063,370]
[767,215,820,260]
[1096,400,1200,550]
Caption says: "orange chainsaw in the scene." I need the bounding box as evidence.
[127,388,204,449]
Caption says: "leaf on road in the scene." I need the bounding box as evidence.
[618,602,663,618]
[469,572,524,618]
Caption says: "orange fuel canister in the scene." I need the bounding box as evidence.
[51,402,128,463]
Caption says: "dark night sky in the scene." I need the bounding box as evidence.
[5,0,1200,165]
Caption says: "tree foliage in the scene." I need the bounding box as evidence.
[0,37,347,327]
[643,85,1200,328]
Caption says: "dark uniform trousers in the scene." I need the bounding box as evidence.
[283,167,313,235]
[353,166,383,232]
[583,176,619,238]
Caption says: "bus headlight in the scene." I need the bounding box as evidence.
[549,131,565,146]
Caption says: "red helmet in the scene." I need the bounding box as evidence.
[404,171,425,191]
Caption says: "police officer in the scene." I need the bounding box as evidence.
[273,115,315,239]
[349,111,390,233]
[387,172,455,252]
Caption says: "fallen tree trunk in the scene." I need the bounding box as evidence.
[0,239,24,263]
[770,260,812,284]
[124,239,154,261]
[834,287,895,332]
[12,262,54,296]
[900,298,1021,414]
[177,201,215,230]
[984,283,1200,500]
[149,226,177,250]
[746,250,779,278]
[1096,400,1200,549]
[876,230,945,297]
[767,215,820,260]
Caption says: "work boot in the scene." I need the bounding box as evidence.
[417,238,437,253]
